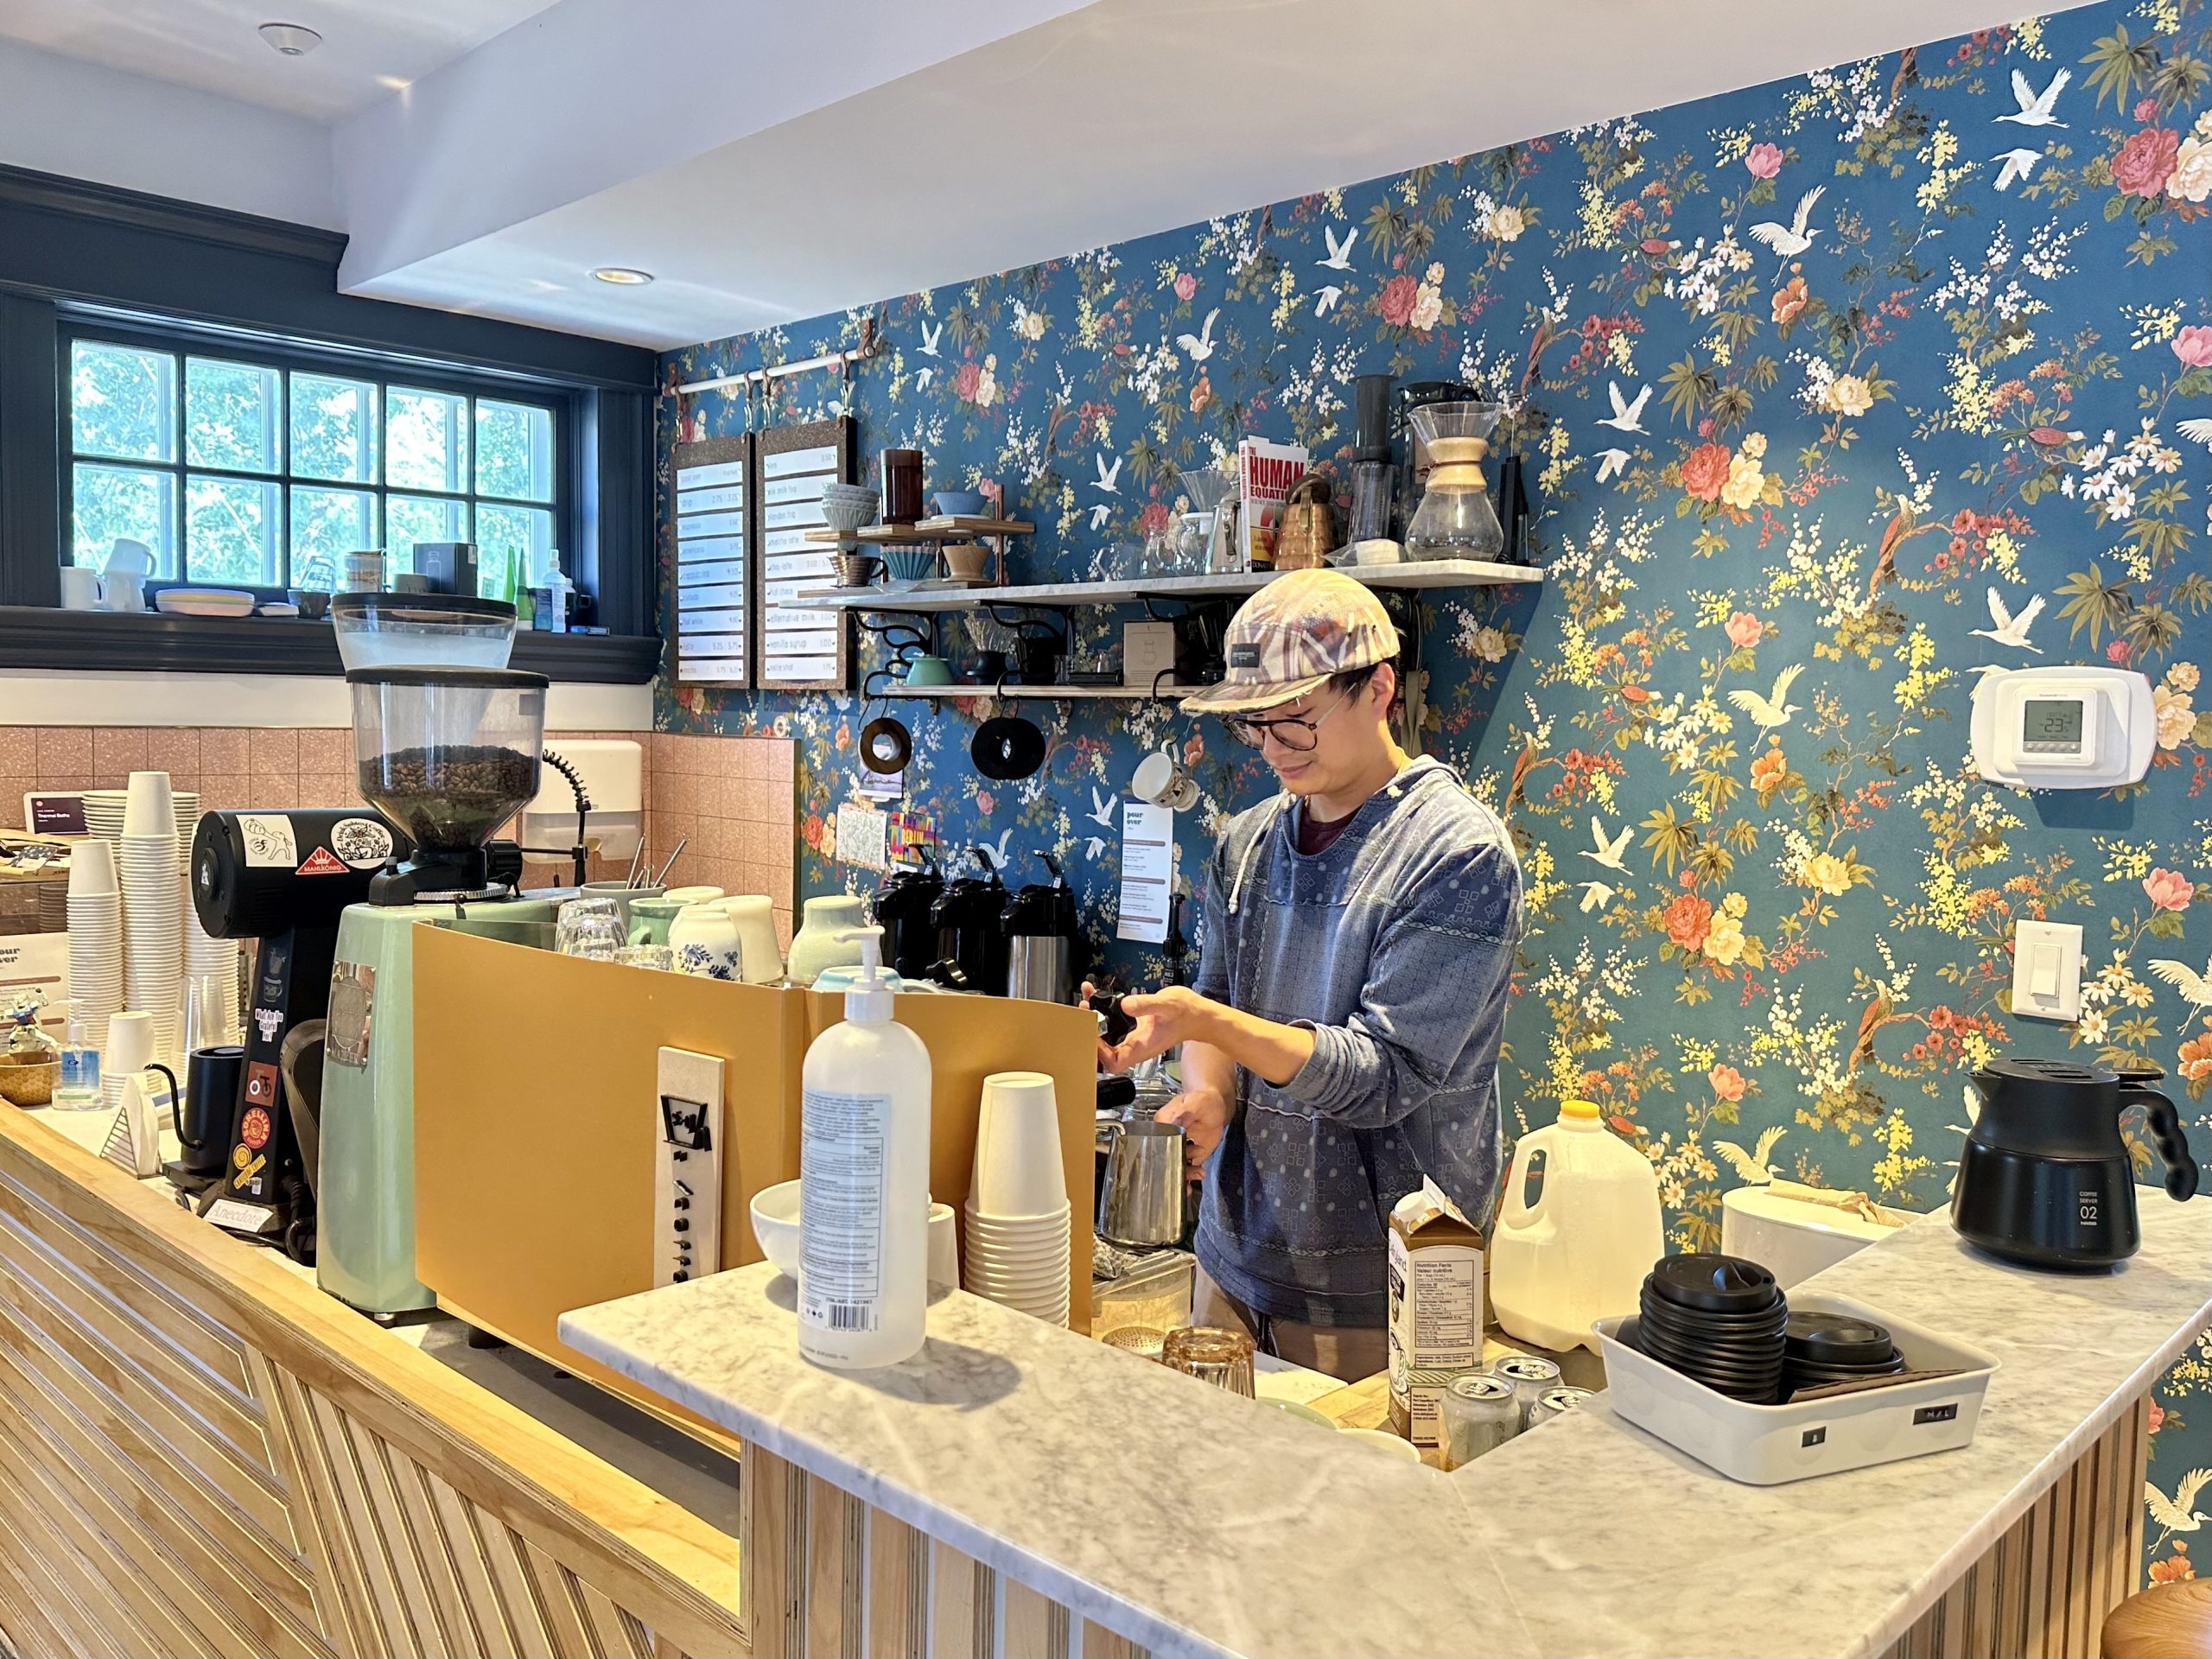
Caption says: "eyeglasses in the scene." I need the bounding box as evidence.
[1225,690,1355,752]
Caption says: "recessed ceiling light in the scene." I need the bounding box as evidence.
[591,267,655,286]
[258,22,322,55]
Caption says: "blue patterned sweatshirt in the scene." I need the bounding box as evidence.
[1189,756,1523,1327]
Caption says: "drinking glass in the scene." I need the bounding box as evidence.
[614,944,674,971]
[557,895,626,961]
[1161,1326,1255,1397]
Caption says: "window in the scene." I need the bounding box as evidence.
[67,332,561,598]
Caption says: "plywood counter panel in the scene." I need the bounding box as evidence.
[0,1106,747,1659]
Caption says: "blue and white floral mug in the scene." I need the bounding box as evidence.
[667,902,741,981]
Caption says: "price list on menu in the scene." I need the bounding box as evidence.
[672,435,753,687]
[756,417,851,690]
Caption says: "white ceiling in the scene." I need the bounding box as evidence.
[0,0,563,119]
[0,0,2107,349]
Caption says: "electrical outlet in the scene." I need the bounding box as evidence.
[2011,919,2083,1023]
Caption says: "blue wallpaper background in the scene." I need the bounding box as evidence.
[658,2,2212,1575]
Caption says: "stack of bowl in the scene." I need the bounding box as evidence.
[820,483,881,543]
[1781,1311,1905,1398]
[963,1071,1071,1326]
[1632,1253,1788,1403]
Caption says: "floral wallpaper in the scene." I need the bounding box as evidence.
[658,0,2212,1576]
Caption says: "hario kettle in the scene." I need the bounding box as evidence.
[1951,1058,2198,1270]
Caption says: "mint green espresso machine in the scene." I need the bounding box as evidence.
[317,664,556,1317]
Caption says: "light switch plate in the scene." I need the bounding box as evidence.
[653,1046,725,1289]
[2011,919,2083,1022]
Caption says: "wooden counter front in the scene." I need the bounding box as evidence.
[0,1107,747,1659]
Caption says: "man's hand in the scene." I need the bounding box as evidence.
[1095,985,1218,1074]
[1154,1085,1231,1175]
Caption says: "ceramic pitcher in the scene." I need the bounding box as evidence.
[785,893,868,986]
[719,895,785,984]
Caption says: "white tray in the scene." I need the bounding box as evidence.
[1594,1289,1999,1485]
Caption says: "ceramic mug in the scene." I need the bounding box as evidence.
[904,654,954,688]
[58,567,104,610]
[626,893,690,947]
[719,895,785,984]
[1132,747,1200,812]
[668,903,741,981]
[664,884,727,908]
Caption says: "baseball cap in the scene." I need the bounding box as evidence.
[1178,568,1401,717]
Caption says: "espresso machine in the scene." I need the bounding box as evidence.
[316,663,556,1316]
[187,809,410,1252]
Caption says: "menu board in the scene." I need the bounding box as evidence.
[754,416,853,691]
[672,434,753,688]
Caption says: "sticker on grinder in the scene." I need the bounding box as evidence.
[329,816,393,869]
[296,847,348,875]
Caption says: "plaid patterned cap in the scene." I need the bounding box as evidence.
[1179,568,1401,717]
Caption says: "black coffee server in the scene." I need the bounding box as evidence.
[928,847,1009,992]
[1951,1058,2198,1270]
[874,858,944,981]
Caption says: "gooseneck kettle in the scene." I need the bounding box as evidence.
[1951,1058,2198,1270]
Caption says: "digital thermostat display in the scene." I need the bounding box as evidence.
[2021,698,2085,754]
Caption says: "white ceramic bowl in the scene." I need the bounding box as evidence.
[750,1181,956,1285]
[1339,1427,1423,1463]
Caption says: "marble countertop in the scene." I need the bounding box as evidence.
[560,1200,2212,1659]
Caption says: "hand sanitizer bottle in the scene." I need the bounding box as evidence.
[798,926,931,1368]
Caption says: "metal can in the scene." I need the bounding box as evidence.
[1529,1384,1595,1425]
[1439,1373,1518,1470]
[1491,1355,1563,1428]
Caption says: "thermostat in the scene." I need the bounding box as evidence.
[1969,666,2153,789]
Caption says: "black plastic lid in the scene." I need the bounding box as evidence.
[1647,1254,1781,1313]
[1784,1312,1895,1363]
[346,666,549,690]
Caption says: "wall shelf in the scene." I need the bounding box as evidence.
[783,558,1542,613]
[878,682,1202,702]
[802,516,1033,545]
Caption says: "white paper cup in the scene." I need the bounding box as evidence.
[67,839,118,898]
[927,1203,958,1290]
[122,772,176,839]
[969,1071,1064,1217]
[105,1011,156,1074]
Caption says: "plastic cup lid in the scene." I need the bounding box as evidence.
[1647,1254,1781,1313]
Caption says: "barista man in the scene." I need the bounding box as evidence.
[1097,569,1522,1380]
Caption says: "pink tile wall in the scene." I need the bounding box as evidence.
[1,727,799,937]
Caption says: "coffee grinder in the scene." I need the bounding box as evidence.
[188,809,411,1250]
[316,664,555,1317]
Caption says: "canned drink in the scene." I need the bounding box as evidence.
[1530,1384,1595,1425]
[1439,1373,1518,1470]
[1491,1355,1563,1428]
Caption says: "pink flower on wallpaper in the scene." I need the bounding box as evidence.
[1138,500,1172,536]
[1708,1064,1747,1103]
[2113,126,2180,197]
[1680,443,1732,502]
[2145,868,2194,912]
[1173,271,1197,302]
[2172,325,2212,368]
[1377,274,1420,327]
[2135,97,2162,122]
[2107,638,2133,663]
[1745,143,1783,179]
[953,359,982,402]
[1725,611,1764,648]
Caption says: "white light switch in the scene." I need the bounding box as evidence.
[2012,920,2083,1022]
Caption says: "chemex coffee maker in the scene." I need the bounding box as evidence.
[188,809,414,1253]
[1952,1058,2199,1270]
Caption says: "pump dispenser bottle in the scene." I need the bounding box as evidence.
[797,926,932,1368]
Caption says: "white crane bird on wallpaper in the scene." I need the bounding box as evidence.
[1582,817,1632,872]
[2146,1469,2212,1545]
[1315,284,1344,316]
[1176,308,1220,362]
[2146,958,2212,1008]
[1317,225,1357,270]
[1729,663,1806,729]
[918,321,943,356]
[1597,381,1651,434]
[1749,186,1826,260]
[1579,880,1618,913]
[1086,786,1118,830]
[1093,454,1122,494]
[1970,588,2045,652]
[1996,67,2070,126]
[1992,147,2045,190]
[1597,447,1630,481]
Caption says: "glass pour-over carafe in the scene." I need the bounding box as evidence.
[1402,402,1505,561]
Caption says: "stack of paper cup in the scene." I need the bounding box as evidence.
[65,839,124,1051]
[102,1010,157,1117]
[119,772,184,1065]
[963,1071,1072,1326]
